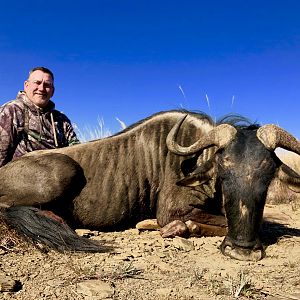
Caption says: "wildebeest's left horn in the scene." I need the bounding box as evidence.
[166,115,237,155]
[257,124,300,155]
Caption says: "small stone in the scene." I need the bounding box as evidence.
[156,287,173,296]
[136,219,160,230]
[0,274,21,292]
[171,237,194,251]
[114,253,134,261]
[77,280,114,298]
[156,262,173,272]
[75,229,95,237]
[287,291,300,299]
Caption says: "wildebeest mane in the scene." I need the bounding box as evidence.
[87,110,258,141]
[115,110,259,136]
[217,113,260,130]
[112,109,215,137]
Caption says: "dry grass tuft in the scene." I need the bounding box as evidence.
[191,268,260,298]
[71,261,143,283]
[73,118,112,142]
[73,117,126,142]
[222,271,254,298]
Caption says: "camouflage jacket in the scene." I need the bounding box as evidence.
[0,91,79,167]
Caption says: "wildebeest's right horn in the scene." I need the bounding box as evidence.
[257,124,300,155]
[166,115,237,155]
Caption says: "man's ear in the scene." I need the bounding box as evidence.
[24,80,29,91]
[51,86,55,97]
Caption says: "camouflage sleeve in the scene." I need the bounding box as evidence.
[0,104,19,167]
[61,114,80,146]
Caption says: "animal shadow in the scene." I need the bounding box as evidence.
[260,221,300,246]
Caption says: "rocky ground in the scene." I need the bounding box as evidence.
[0,203,300,300]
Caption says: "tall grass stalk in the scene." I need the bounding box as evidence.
[73,117,126,142]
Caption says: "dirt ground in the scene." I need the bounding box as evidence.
[0,202,299,300]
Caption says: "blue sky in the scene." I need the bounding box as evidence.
[1,0,300,137]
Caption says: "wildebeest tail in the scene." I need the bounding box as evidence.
[1,206,111,253]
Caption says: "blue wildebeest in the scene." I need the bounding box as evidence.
[0,110,299,261]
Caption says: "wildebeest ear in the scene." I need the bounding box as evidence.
[177,173,207,187]
[181,156,199,176]
[276,164,300,192]
[177,160,215,187]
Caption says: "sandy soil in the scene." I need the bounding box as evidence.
[0,202,300,300]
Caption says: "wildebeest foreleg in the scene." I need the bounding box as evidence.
[183,208,227,236]
[160,219,227,238]
[185,220,227,236]
[160,220,189,238]
[160,207,227,238]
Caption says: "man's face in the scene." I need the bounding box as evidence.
[24,70,55,108]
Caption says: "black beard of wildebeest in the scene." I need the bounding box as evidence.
[1,110,300,261]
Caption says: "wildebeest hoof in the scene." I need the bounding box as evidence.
[222,245,264,261]
[160,220,188,238]
[220,238,265,261]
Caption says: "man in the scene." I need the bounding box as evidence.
[0,67,79,167]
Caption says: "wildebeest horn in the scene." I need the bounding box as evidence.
[276,164,300,192]
[166,115,237,155]
[257,124,300,154]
